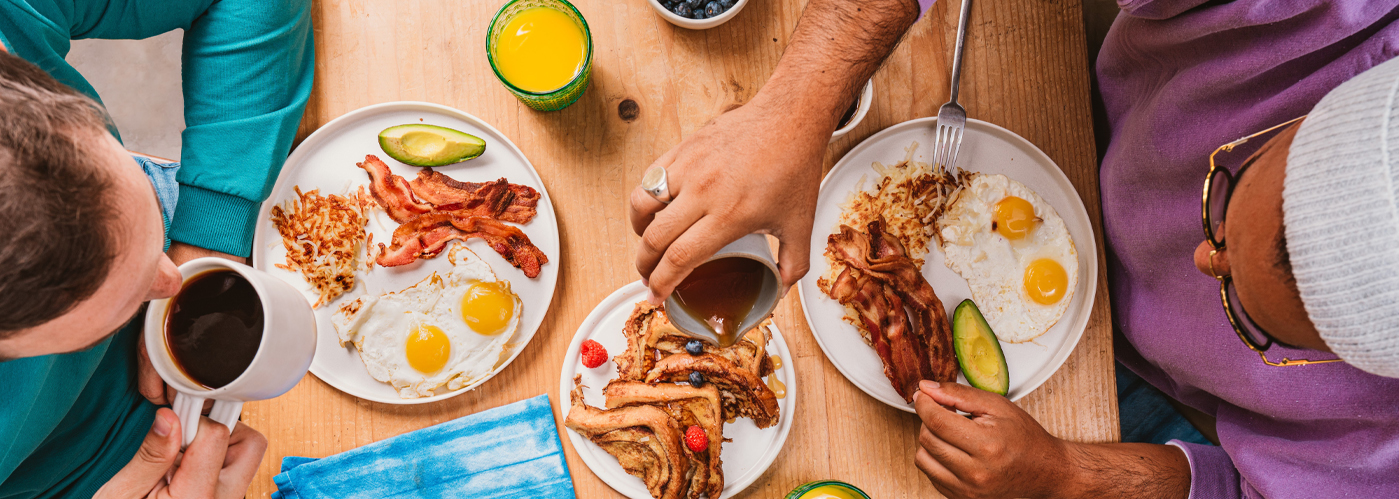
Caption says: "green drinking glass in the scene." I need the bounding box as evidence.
[486,0,593,112]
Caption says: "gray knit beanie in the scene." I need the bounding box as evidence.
[1285,56,1399,378]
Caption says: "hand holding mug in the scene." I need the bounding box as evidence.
[94,408,267,499]
[143,257,316,448]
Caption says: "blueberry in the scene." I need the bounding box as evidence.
[689,371,706,387]
[685,0,703,8]
[685,340,704,355]
[691,8,706,19]
[719,0,734,7]
[704,1,723,17]
[674,3,691,17]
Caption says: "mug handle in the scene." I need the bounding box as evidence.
[172,393,243,449]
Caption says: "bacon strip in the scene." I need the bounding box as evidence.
[358,155,431,223]
[375,212,548,277]
[409,169,539,224]
[825,217,958,401]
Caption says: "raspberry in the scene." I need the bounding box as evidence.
[684,425,709,453]
[580,340,608,369]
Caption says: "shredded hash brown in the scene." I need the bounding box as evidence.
[270,186,373,308]
[820,142,972,343]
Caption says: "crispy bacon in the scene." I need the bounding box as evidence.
[358,155,431,223]
[409,169,540,224]
[825,217,958,401]
[375,212,548,277]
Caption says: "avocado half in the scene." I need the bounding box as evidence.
[378,124,486,167]
[952,299,1010,396]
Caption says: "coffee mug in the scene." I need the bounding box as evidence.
[664,233,782,345]
[143,257,317,448]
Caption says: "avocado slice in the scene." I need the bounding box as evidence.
[952,299,1010,396]
[378,124,486,167]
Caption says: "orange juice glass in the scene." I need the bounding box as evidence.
[487,0,593,111]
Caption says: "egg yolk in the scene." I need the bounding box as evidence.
[461,281,515,336]
[994,196,1037,240]
[406,324,450,373]
[1024,258,1068,305]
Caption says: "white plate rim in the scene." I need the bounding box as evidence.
[797,117,1097,412]
[251,100,560,405]
[557,281,796,499]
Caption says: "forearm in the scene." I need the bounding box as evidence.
[756,0,919,129]
[1056,442,1191,499]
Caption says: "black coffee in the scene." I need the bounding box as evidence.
[164,270,263,388]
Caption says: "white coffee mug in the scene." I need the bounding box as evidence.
[143,257,317,448]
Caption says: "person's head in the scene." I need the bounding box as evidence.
[1194,56,1399,377]
[0,51,181,360]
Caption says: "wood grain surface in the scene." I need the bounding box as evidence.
[243,0,1118,496]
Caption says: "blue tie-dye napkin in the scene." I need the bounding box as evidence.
[270,395,575,499]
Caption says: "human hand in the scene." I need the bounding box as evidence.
[912,380,1072,499]
[94,408,267,499]
[137,243,246,405]
[629,94,831,302]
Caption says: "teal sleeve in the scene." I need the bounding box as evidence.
[172,0,315,257]
[60,0,315,257]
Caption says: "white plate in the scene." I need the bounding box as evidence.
[559,281,795,499]
[797,117,1097,411]
[251,101,560,405]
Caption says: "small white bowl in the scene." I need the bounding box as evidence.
[648,0,749,30]
[831,79,875,143]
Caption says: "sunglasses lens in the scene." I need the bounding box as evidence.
[1208,169,1232,245]
[1224,281,1271,349]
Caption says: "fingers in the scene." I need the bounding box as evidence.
[644,215,748,302]
[629,186,668,236]
[95,409,181,499]
[629,148,680,236]
[167,418,231,499]
[635,198,707,296]
[216,423,267,499]
[136,337,168,406]
[913,387,979,451]
[920,379,1005,417]
[774,225,812,289]
[914,447,962,498]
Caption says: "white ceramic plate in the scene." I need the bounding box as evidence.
[559,281,795,499]
[797,117,1097,411]
[251,101,560,405]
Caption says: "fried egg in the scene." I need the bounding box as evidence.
[937,174,1077,343]
[332,246,522,398]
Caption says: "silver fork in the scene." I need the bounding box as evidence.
[933,0,972,173]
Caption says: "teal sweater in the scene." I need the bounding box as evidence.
[0,0,315,257]
[0,0,312,496]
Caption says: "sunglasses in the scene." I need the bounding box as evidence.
[1202,116,1340,367]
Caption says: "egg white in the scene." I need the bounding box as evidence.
[331,246,521,398]
[938,174,1077,343]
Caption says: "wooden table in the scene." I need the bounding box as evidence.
[244,0,1118,496]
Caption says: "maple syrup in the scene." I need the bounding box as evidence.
[672,257,766,347]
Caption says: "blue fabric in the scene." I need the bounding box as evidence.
[1116,362,1212,446]
[134,155,180,251]
[271,395,575,499]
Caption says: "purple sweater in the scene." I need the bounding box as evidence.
[1096,1,1399,497]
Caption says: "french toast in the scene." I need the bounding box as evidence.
[565,376,692,499]
[605,381,724,499]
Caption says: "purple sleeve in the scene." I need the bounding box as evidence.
[1167,441,1243,499]
[918,0,935,18]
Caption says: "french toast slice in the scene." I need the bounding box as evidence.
[645,354,780,429]
[564,376,691,499]
[615,302,774,381]
[605,381,724,499]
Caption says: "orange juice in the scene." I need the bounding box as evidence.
[492,7,587,93]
